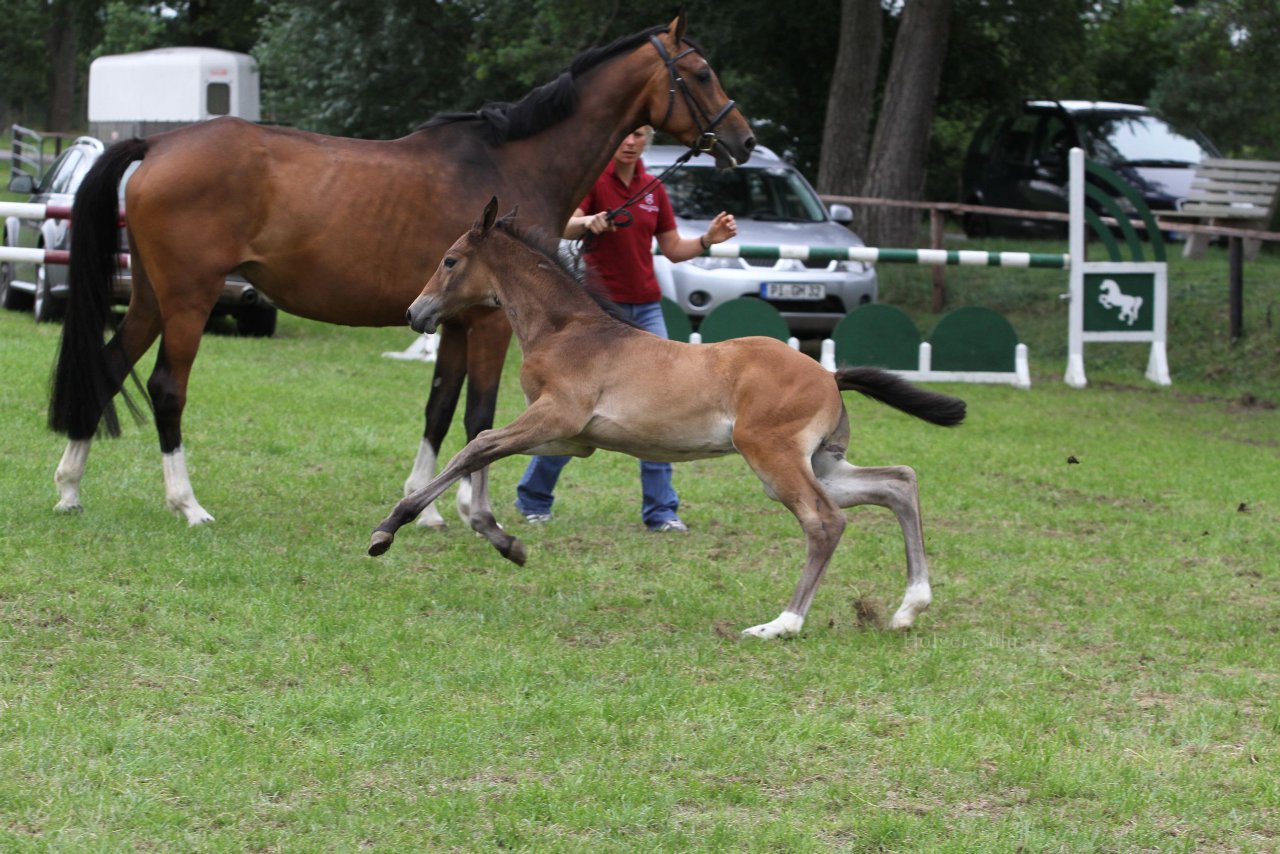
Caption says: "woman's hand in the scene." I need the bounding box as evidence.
[704,211,737,245]
[581,211,614,235]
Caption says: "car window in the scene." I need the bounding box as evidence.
[967,114,1001,158]
[1078,112,1215,166]
[664,165,826,222]
[64,151,95,195]
[40,149,85,195]
[1035,115,1072,163]
[991,113,1040,167]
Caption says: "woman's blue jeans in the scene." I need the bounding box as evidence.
[515,299,679,529]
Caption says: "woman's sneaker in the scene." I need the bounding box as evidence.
[522,512,552,524]
[650,519,689,533]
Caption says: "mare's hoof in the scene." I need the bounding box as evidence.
[414,505,447,529]
[369,530,394,557]
[504,538,528,566]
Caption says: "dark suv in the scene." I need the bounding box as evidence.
[960,100,1220,237]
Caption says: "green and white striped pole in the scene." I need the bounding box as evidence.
[673,243,1069,269]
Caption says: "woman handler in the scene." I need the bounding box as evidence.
[514,126,737,531]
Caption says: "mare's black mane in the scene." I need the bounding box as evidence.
[417,24,668,145]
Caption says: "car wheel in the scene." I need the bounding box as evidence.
[33,264,63,323]
[1,224,33,311]
[961,210,991,239]
[2,258,32,311]
[235,304,278,337]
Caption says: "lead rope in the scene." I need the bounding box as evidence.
[570,146,701,273]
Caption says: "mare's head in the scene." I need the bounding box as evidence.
[407,197,511,334]
[645,13,755,168]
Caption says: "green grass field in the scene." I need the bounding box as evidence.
[0,241,1277,851]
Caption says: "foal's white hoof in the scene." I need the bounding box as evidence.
[890,583,932,630]
[741,611,804,640]
[53,499,83,514]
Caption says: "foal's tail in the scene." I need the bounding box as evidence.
[48,137,150,440]
[836,366,966,427]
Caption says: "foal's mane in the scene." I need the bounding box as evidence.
[491,218,641,329]
[417,24,668,144]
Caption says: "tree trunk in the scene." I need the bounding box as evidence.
[859,0,953,248]
[816,0,883,199]
[44,0,78,132]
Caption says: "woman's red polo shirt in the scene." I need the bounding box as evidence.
[579,158,677,304]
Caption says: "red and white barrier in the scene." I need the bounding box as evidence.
[0,246,129,268]
[1,202,127,267]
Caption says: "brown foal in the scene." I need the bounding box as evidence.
[369,199,966,639]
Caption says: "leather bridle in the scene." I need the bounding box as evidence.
[578,34,742,248]
[648,34,739,155]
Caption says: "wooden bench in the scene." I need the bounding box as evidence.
[1160,158,1280,259]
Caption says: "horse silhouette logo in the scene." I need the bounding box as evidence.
[1097,279,1143,326]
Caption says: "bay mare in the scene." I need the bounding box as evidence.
[368,199,966,639]
[47,13,754,527]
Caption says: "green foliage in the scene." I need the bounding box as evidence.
[0,24,37,123]
[941,0,1090,113]
[94,1,166,57]
[1081,0,1186,103]
[1150,0,1280,158]
[463,0,665,98]
[93,0,266,55]
[165,0,266,51]
[0,0,70,124]
[255,0,475,137]
[690,0,843,176]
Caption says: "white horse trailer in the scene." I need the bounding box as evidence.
[88,47,260,141]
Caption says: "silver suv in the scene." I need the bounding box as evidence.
[649,144,877,335]
[3,130,276,334]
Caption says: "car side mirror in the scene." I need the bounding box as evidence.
[828,203,854,224]
[8,173,36,195]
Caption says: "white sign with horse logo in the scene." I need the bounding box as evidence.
[1064,148,1170,388]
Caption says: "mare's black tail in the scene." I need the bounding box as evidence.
[48,137,150,440]
[836,366,967,427]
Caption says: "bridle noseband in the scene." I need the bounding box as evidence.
[648,34,738,155]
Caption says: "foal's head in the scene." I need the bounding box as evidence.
[407,196,574,334]
[405,197,502,334]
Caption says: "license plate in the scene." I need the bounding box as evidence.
[761,282,825,301]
